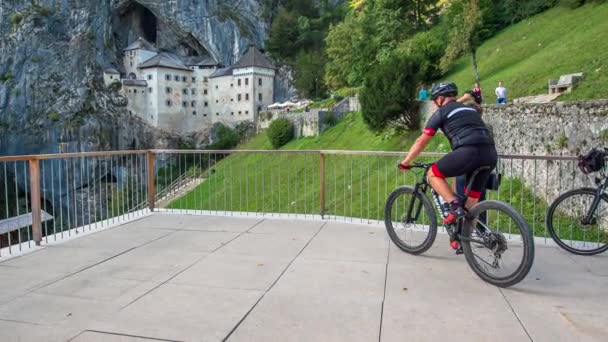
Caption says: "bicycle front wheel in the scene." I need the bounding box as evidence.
[461,200,535,288]
[546,188,608,255]
[384,186,437,255]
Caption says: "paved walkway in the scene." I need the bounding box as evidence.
[0,214,606,342]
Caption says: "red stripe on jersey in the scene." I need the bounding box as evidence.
[423,128,436,136]
[431,163,446,179]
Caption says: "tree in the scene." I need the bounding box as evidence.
[266,8,300,63]
[324,14,368,88]
[440,0,484,82]
[359,52,420,131]
[294,51,327,98]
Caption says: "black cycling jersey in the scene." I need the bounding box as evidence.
[424,101,494,149]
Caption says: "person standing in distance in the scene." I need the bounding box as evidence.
[495,81,507,104]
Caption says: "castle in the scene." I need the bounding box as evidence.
[103,37,276,132]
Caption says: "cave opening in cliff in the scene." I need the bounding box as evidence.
[140,6,157,43]
[114,2,158,48]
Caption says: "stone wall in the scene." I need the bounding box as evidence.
[484,100,608,203]
[257,97,358,137]
[257,110,346,138]
[483,100,608,156]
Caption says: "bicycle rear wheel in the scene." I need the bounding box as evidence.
[384,186,437,255]
[461,200,534,287]
[546,188,608,255]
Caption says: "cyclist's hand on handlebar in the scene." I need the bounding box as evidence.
[398,160,412,171]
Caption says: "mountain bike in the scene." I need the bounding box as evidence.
[384,162,535,287]
[546,149,608,255]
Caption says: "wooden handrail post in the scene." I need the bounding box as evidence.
[147,151,156,212]
[29,159,42,245]
[320,152,326,218]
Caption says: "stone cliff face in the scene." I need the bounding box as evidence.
[0,0,270,156]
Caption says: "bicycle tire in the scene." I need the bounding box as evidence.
[461,200,535,287]
[384,186,437,255]
[546,188,608,256]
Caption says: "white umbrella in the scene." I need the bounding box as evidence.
[268,103,282,109]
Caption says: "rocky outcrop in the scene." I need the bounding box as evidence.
[0,0,273,225]
[0,0,271,158]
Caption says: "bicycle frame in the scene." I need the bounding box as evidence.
[582,176,608,224]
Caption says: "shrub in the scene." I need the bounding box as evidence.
[267,118,294,148]
[322,112,337,126]
[48,111,59,122]
[209,123,239,150]
[234,120,256,143]
[10,13,23,27]
[108,80,122,91]
[33,6,53,17]
[0,71,13,83]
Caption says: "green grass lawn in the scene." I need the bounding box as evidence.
[444,3,608,102]
[164,112,605,243]
[168,112,449,218]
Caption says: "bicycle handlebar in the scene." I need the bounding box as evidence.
[397,162,434,170]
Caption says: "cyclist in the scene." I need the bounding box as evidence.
[399,82,497,235]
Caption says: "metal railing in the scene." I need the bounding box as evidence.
[0,149,592,258]
[0,151,151,257]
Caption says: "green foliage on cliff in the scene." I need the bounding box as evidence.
[266,0,347,98]
[0,71,13,83]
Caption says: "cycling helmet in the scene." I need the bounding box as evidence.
[431,82,458,100]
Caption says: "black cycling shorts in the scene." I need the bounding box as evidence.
[431,145,498,198]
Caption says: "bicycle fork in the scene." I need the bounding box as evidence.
[582,182,607,225]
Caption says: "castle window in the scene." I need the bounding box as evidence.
[245,93,249,101]
[128,89,131,93]
[204,101,208,107]
[259,93,263,101]
[259,78,262,86]
[216,100,219,103]
[182,89,188,95]
[191,89,196,95]
[192,77,196,82]
[245,111,249,115]
[147,75,153,80]
[110,75,113,79]
[182,76,187,82]
[204,77,208,82]
[203,113,207,117]
[231,83,234,87]
[166,87,172,94]
[193,111,197,115]
[238,94,241,101]
[238,111,242,115]
[166,100,172,106]
[204,89,208,95]
[183,101,188,107]
[130,62,133,67]
[231,112,234,116]
[165,74,171,81]
[191,101,196,107]
[238,79,241,86]
[245,78,249,86]
[148,87,153,93]
[174,75,180,81]
[215,85,218,89]
[216,112,219,116]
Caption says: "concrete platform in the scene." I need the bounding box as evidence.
[0,214,606,342]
